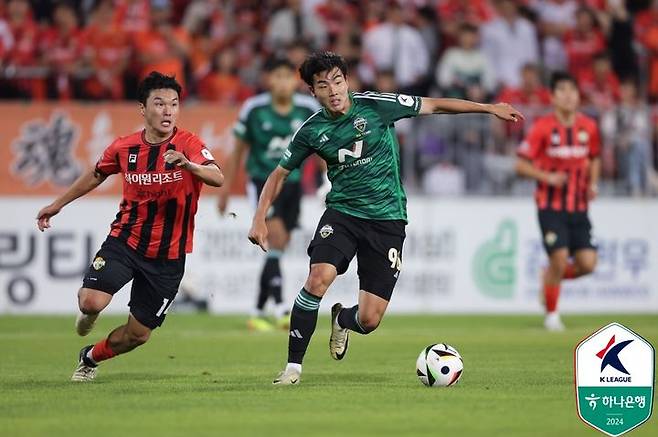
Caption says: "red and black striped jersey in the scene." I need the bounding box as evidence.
[518,112,600,213]
[95,127,217,259]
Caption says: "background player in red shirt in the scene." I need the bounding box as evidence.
[516,72,600,331]
[35,72,224,381]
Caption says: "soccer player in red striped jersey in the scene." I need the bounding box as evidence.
[36,72,224,381]
[516,72,600,331]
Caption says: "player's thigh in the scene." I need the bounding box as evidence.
[356,223,406,302]
[538,210,570,254]
[82,237,135,298]
[568,212,597,254]
[307,209,358,275]
[129,256,185,330]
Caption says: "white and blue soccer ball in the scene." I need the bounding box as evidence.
[416,343,463,387]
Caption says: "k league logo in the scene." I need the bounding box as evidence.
[575,322,655,436]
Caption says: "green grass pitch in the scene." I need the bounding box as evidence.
[1,314,656,436]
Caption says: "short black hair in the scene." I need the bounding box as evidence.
[299,51,348,87]
[550,71,577,92]
[137,71,182,105]
[264,56,295,72]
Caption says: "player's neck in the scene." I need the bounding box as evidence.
[143,127,175,144]
[554,109,576,126]
[272,96,293,115]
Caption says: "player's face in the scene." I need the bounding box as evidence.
[311,67,350,114]
[268,66,297,100]
[141,88,179,138]
[551,81,580,113]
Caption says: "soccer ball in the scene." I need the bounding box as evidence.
[416,343,463,387]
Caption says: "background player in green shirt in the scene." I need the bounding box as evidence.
[248,52,523,385]
[218,57,319,331]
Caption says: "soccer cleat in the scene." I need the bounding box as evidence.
[247,316,274,332]
[71,345,98,382]
[272,367,301,386]
[275,312,291,330]
[75,312,98,337]
[329,303,349,360]
[544,312,565,332]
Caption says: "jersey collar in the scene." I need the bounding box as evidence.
[142,126,177,146]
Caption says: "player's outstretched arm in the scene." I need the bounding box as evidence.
[419,97,524,122]
[218,138,248,215]
[248,165,290,251]
[515,157,567,187]
[163,149,224,187]
[36,168,107,232]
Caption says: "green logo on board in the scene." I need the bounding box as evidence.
[472,220,517,298]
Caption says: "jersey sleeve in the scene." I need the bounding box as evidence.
[94,138,122,176]
[355,92,422,125]
[233,100,252,142]
[517,120,545,160]
[185,134,218,167]
[279,127,313,171]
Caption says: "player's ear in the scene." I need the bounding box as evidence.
[309,86,315,98]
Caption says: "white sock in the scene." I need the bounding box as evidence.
[86,348,97,365]
[286,362,302,373]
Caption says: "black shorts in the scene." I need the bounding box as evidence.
[81,237,185,329]
[251,179,301,232]
[307,208,406,301]
[538,209,597,255]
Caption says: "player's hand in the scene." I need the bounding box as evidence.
[248,219,269,252]
[217,192,229,216]
[163,150,191,169]
[545,171,568,187]
[490,103,524,122]
[36,203,61,232]
[588,183,598,201]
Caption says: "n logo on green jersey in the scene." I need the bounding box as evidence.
[338,140,364,163]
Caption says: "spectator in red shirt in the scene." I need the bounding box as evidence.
[436,0,495,48]
[133,0,191,91]
[634,0,658,100]
[40,1,85,100]
[498,63,552,106]
[0,0,44,99]
[197,48,252,103]
[82,0,132,100]
[563,6,605,84]
[114,0,151,34]
[579,52,620,113]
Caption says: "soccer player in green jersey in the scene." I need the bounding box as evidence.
[248,51,523,385]
[219,57,320,331]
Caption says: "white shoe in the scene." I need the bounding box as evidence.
[544,312,565,332]
[272,365,301,386]
[75,313,98,337]
[329,303,349,360]
[71,346,97,381]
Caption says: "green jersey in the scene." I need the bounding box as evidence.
[233,92,320,183]
[280,92,422,221]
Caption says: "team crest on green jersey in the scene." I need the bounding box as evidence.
[353,117,367,134]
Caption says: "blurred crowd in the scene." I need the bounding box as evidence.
[1,0,658,196]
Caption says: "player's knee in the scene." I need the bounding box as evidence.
[548,258,568,276]
[578,259,597,275]
[305,269,333,295]
[78,293,105,315]
[358,313,382,334]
